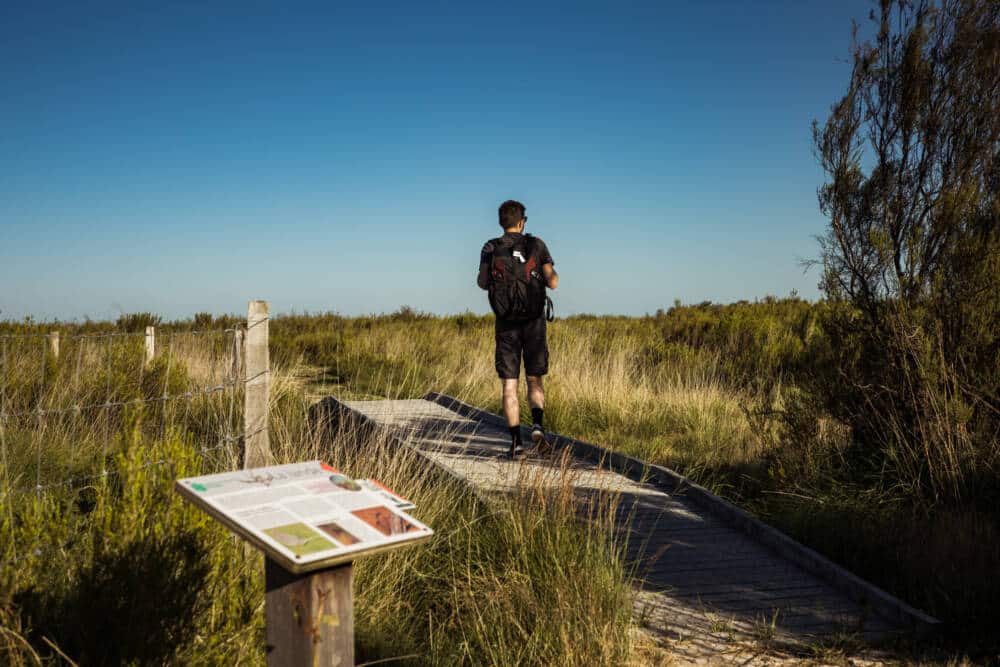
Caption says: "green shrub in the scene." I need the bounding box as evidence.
[116,312,162,333]
[0,432,262,665]
[812,0,1000,506]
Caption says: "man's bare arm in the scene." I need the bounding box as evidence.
[542,263,558,289]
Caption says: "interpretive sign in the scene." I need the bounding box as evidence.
[175,460,433,574]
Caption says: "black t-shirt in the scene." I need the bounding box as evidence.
[477,232,554,290]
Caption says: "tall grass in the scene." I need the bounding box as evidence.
[270,305,1000,654]
[278,312,769,475]
[0,323,640,665]
[5,302,998,659]
[0,331,237,495]
[325,429,635,666]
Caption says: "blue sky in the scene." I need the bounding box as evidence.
[1,1,872,320]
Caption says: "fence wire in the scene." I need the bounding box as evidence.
[0,321,272,569]
[0,324,265,497]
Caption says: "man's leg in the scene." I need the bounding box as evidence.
[523,316,550,448]
[526,375,544,412]
[495,320,525,459]
[502,379,524,458]
[526,375,548,447]
[503,378,520,428]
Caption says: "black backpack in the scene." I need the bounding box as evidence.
[487,235,548,321]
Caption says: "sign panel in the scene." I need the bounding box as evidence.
[175,461,432,574]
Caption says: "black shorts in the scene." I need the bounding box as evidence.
[495,316,548,379]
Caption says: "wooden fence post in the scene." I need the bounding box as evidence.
[232,328,244,382]
[244,300,270,468]
[144,326,155,365]
[47,332,60,361]
[264,559,354,666]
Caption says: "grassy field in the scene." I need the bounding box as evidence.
[270,304,1000,659]
[1,303,997,664]
[0,318,642,665]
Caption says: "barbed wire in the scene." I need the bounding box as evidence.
[0,324,260,496]
[0,332,62,340]
[0,369,266,423]
[159,326,242,337]
[0,324,248,342]
[0,379,246,422]
[2,433,248,499]
[0,315,281,571]
[67,331,147,341]
[0,432,255,569]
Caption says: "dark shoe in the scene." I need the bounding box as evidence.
[531,424,552,455]
[509,442,526,460]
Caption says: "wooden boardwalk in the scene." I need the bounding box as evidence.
[315,393,936,661]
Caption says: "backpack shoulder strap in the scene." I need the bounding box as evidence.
[522,234,539,260]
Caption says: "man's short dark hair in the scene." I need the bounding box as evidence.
[498,200,526,229]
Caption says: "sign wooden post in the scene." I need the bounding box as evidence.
[244,300,270,469]
[47,331,60,361]
[175,461,432,667]
[144,326,155,365]
[265,559,354,666]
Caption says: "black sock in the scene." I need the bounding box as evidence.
[508,425,522,447]
[531,408,544,430]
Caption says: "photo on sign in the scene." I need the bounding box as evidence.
[316,520,362,546]
[329,473,363,491]
[351,506,421,537]
[263,522,335,556]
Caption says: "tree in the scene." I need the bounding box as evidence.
[813,0,1000,503]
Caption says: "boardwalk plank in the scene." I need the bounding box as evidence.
[668,586,842,604]
[322,395,932,655]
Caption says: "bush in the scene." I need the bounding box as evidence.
[116,312,162,333]
[654,297,822,389]
[813,0,1000,505]
[0,433,262,665]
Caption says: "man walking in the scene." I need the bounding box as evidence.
[477,200,559,459]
